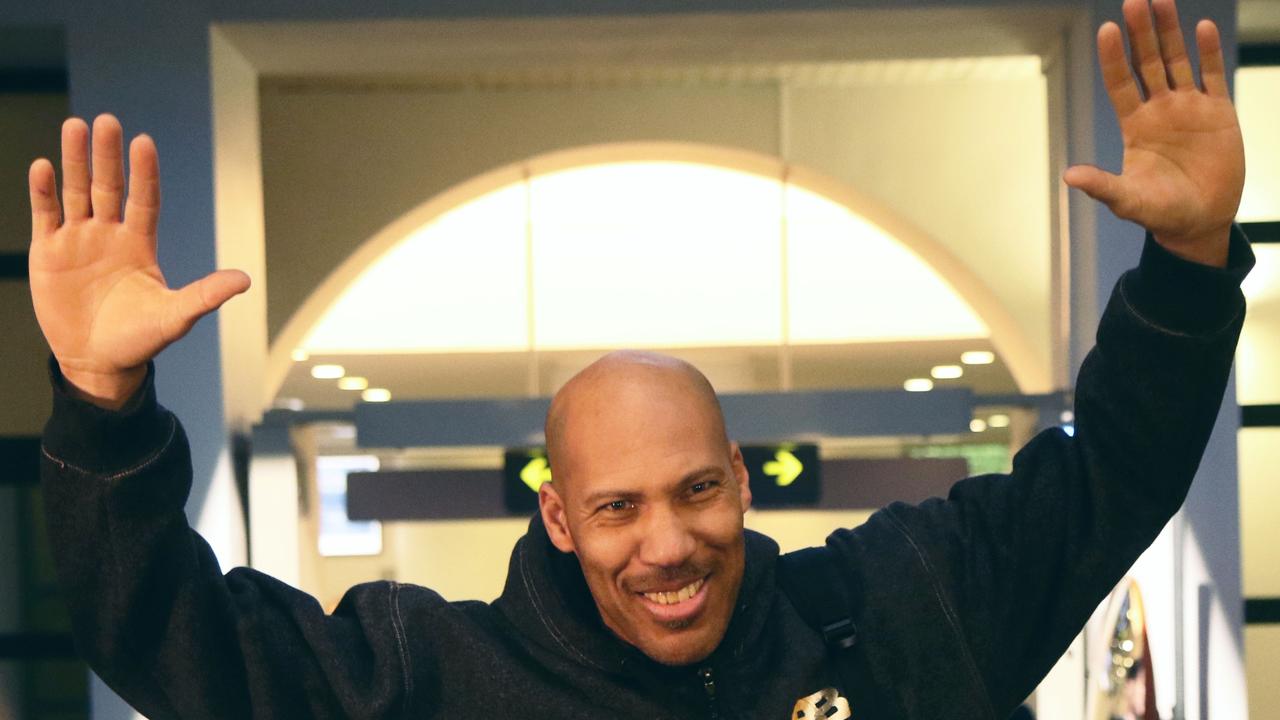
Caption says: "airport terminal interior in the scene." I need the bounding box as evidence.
[1,0,1278,718]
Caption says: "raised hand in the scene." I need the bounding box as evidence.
[28,115,250,409]
[1065,0,1245,268]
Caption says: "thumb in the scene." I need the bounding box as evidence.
[1064,165,1136,219]
[166,269,251,339]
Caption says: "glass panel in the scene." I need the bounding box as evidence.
[0,659,89,720]
[1239,428,1280,598]
[1238,245,1280,405]
[786,184,988,343]
[302,183,529,353]
[1237,66,1280,223]
[531,162,783,349]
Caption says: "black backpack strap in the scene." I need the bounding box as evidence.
[778,546,886,719]
[778,547,860,650]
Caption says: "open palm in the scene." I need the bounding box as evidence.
[1065,0,1244,267]
[28,115,249,407]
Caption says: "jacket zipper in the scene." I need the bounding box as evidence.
[698,666,719,720]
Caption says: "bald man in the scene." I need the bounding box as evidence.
[31,1,1253,718]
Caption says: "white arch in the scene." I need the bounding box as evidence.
[265,142,1047,403]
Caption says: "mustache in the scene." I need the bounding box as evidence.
[623,563,712,593]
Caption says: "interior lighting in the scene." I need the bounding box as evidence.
[970,418,988,433]
[338,376,369,391]
[988,414,1011,428]
[311,364,345,380]
[903,378,934,392]
[291,349,310,362]
[362,388,392,402]
[931,365,963,380]
[961,351,995,365]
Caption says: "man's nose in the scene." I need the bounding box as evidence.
[636,505,698,568]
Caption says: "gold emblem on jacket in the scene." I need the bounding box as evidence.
[791,688,852,719]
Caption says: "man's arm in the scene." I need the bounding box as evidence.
[827,1,1250,717]
[30,117,415,717]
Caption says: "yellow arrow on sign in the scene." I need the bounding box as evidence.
[763,450,803,487]
[520,457,553,493]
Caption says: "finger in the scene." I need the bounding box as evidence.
[124,134,160,240]
[1099,23,1143,119]
[1064,164,1140,219]
[1152,0,1195,89]
[60,118,91,221]
[29,158,62,240]
[1197,20,1229,97]
[1123,0,1169,96]
[91,114,125,222]
[166,269,252,339]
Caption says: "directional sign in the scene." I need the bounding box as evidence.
[740,444,820,507]
[504,448,551,514]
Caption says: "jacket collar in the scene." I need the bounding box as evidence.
[494,513,781,678]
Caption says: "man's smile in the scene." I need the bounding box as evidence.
[636,574,711,625]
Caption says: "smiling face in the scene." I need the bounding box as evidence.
[539,351,752,666]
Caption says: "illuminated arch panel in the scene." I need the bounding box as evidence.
[270,143,1043,399]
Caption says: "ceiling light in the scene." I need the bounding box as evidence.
[970,418,988,432]
[291,349,310,362]
[338,376,369,391]
[903,378,934,392]
[931,365,963,380]
[311,364,345,379]
[362,388,392,402]
[961,351,995,365]
[988,414,1011,428]
[272,397,305,411]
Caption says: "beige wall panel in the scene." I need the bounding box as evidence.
[1240,428,1280,598]
[1247,625,1280,720]
[0,282,51,435]
[387,518,529,603]
[786,78,1053,392]
[0,93,65,254]
[260,83,781,342]
[744,509,873,554]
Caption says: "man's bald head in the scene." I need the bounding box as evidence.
[545,350,728,490]
[537,350,752,666]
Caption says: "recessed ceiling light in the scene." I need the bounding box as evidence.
[311,364,345,379]
[338,376,369,391]
[961,351,995,365]
[291,348,310,362]
[903,378,934,392]
[272,397,305,411]
[988,414,1011,428]
[362,388,392,402]
[970,418,988,432]
[931,365,963,380]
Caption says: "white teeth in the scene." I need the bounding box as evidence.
[643,578,704,605]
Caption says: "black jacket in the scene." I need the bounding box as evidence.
[40,231,1253,720]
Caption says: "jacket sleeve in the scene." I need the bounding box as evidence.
[826,228,1254,719]
[40,363,413,720]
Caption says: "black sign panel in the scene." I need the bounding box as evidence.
[503,447,551,514]
[739,443,820,507]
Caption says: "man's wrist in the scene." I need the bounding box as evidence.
[59,364,148,411]
[1151,225,1232,269]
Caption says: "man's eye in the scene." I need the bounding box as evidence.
[603,500,632,512]
[690,481,718,495]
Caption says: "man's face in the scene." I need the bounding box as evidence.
[540,369,751,666]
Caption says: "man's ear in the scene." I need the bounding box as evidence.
[539,481,576,553]
[729,441,752,512]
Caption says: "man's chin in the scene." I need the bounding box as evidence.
[638,636,716,667]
